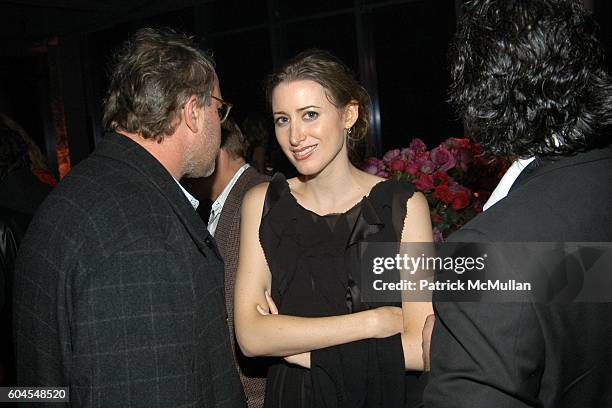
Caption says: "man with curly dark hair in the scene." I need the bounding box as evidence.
[423,1,612,407]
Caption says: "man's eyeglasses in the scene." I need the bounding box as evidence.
[211,95,233,123]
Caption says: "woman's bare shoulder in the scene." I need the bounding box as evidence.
[243,181,270,209]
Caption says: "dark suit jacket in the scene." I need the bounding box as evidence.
[423,146,612,407]
[13,132,245,407]
[214,167,269,408]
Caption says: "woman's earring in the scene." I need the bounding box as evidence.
[345,127,353,138]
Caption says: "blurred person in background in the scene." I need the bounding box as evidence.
[242,114,270,174]
[0,113,56,187]
[0,126,52,386]
[205,117,270,407]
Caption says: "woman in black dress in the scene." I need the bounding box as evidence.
[234,49,433,407]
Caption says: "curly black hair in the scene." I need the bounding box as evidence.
[449,0,612,158]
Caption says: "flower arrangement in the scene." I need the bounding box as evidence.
[362,138,508,241]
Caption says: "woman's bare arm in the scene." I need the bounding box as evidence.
[399,192,434,371]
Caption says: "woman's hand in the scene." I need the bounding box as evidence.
[256,291,311,369]
[256,290,279,315]
[283,351,311,368]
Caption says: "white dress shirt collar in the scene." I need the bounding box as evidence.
[175,179,200,210]
[482,156,535,211]
[207,163,250,236]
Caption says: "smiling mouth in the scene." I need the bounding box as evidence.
[292,144,318,160]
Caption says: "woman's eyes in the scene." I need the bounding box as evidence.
[274,116,289,126]
[274,111,318,126]
[304,111,318,120]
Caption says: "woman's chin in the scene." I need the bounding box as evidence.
[293,161,324,177]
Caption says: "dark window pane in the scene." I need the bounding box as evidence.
[279,14,358,77]
[274,0,354,20]
[210,28,273,121]
[198,1,268,33]
[371,1,462,151]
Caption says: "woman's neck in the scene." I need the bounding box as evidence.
[295,159,368,213]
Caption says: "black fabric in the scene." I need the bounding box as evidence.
[0,208,31,385]
[259,173,425,408]
[13,132,245,407]
[0,167,51,215]
[424,146,612,408]
[0,168,51,386]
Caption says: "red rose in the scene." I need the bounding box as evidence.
[451,190,470,210]
[432,183,453,204]
[389,159,407,173]
[405,160,420,175]
[414,173,434,192]
[433,171,450,184]
[448,183,472,210]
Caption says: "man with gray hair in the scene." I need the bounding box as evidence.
[14,28,244,407]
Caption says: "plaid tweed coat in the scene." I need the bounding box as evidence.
[13,132,245,407]
[214,167,270,408]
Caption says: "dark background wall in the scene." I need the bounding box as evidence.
[0,0,609,178]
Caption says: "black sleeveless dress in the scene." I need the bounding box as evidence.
[259,173,425,408]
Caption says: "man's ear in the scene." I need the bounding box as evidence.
[344,101,359,129]
[183,95,200,133]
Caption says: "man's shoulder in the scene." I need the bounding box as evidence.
[450,150,612,242]
[239,167,271,190]
[44,164,142,213]
[30,156,177,245]
[224,168,270,207]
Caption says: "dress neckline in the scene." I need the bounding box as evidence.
[283,177,390,218]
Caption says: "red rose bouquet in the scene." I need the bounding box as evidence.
[362,138,508,241]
